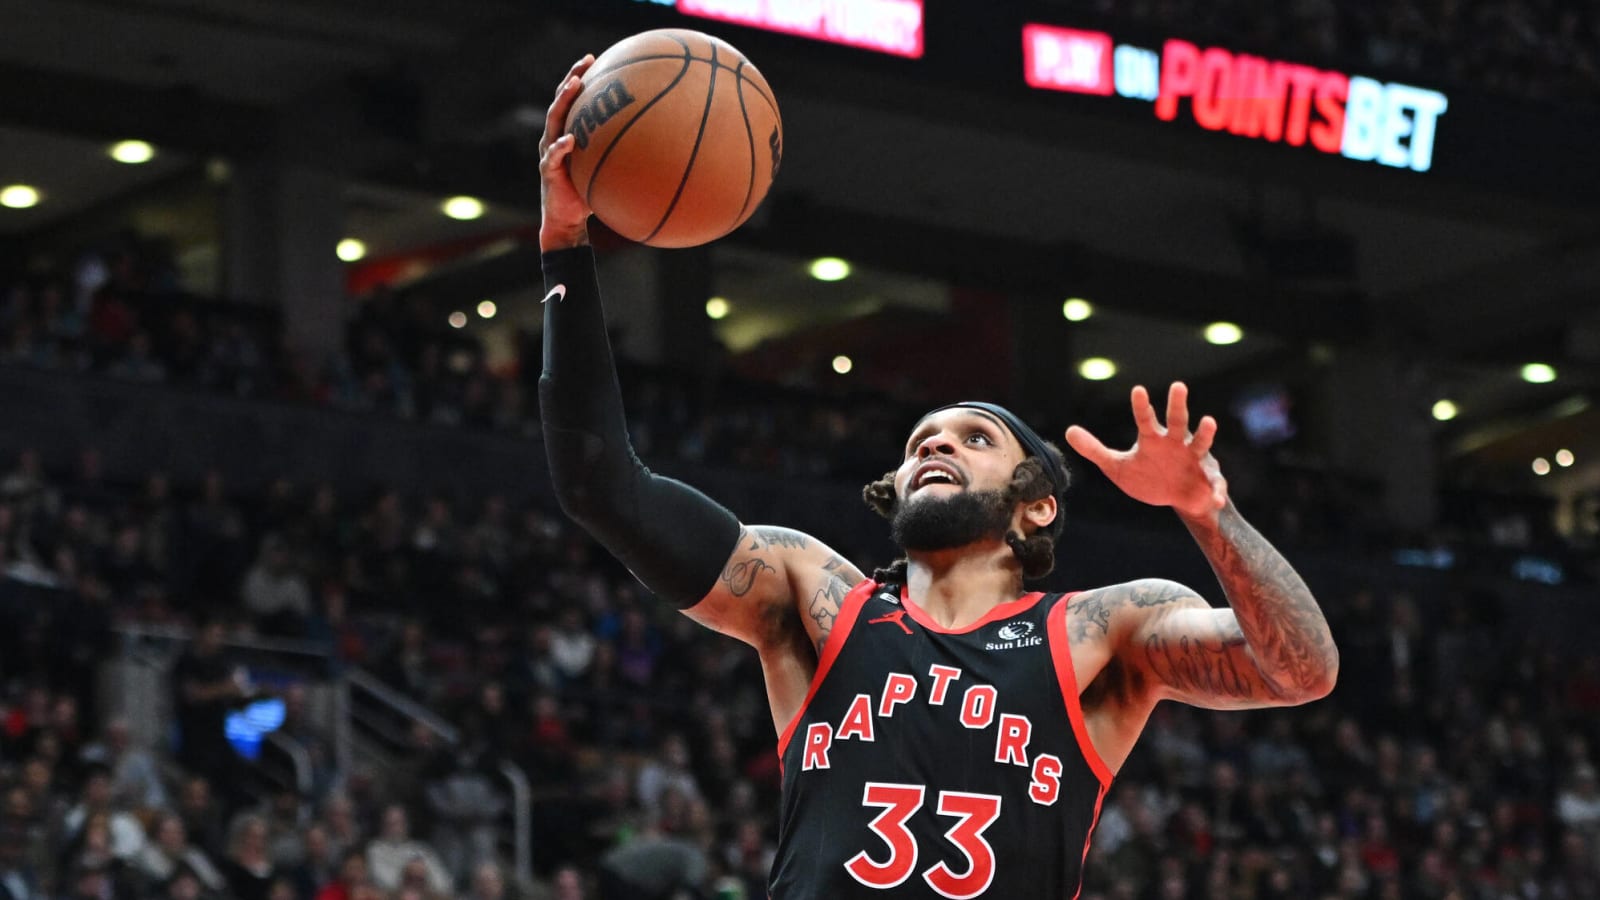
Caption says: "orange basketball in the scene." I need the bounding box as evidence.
[564,29,783,249]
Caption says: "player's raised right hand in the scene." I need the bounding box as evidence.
[540,54,596,252]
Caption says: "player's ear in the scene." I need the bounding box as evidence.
[1022,495,1057,533]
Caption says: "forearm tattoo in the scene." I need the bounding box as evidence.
[1186,503,1338,699]
[1143,614,1256,700]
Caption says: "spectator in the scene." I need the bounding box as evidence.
[364,804,452,895]
[58,764,147,862]
[221,814,277,900]
[241,535,312,637]
[1557,764,1600,833]
[134,812,228,896]
[172,620,251,807]
[80,717,168,811]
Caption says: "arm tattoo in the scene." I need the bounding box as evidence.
[721,557,773,597]
[807,555,850,653]
[752,527,809,550]
[1184,503,1338,700]
[1068,591,1114,643]
[720,526,774,597]
[1143,613,1260,700]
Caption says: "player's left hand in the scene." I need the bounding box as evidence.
[1065,382,1227,521]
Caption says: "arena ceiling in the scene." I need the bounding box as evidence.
[0,0,1596,498]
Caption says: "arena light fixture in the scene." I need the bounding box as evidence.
[1431,399,1458,421]
[1555,449,1575,467]
[448,311,468,329]
[1062,298,1093,321]
[336,239,367,262]
[477,300,497,319]
[442,195,485,220]
[1078,357,1116,381]
[1521,363,1556,384]
[809,257,851,282]
[0,185,40,209]
[1204,322,1243,345]
[1532,457,1551,476]
[109,140,155,164]
[832,355,853,374]
[705,297,730,320]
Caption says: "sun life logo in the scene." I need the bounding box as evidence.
[997,621,1034,641]
[988,619,1043,650]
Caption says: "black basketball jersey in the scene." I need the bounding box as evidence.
[770,580,1113,900]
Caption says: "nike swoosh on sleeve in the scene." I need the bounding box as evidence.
[542,284,567,304]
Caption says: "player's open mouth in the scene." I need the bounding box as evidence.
[912,462,964,491]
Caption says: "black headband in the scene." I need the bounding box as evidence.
[926,401,1069,501]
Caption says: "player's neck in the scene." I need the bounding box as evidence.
[904,542,1025,630]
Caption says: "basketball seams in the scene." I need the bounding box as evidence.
[642,38,722,244]
[589,53,779,115]
[582,39,695,211]
[730,59,759,234]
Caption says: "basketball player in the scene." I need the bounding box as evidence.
[537,56,1337,899]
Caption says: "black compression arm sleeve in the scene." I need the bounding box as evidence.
[538,246,741,607]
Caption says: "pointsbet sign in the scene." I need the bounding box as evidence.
[1023,24,1449,172]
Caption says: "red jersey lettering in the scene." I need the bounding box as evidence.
[802,722,834,770]
[1029,753,1064,806]
[838,694,876,742]
[927,664,962,705]
[994,713,1032,767]
[959,685,997,729]
[880,673,917,717]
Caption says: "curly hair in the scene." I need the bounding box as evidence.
[861,446,1069,585]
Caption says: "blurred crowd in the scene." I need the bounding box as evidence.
[0,416,1597,899]
[1071,0,1600,105]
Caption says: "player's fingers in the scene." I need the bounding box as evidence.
[1065,425,1118,470]
[542,60,591,149]
[1131,385,1161,435]
[1191,415,1218,458]
[1212,476,1229,510]
[538,133,572,176]
[1165,382,1189,436]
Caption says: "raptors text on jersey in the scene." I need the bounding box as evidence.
[770,581,1113,899]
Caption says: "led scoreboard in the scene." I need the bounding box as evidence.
[630,0,924,58]
[1022,23,1449,172]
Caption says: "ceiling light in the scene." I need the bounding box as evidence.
[1431,399,1458,421]
[1521,363,1557,384]
[832,355,853,374]
[442,196,485,220]
[1062,298,1093,321]
[705,297,730,320]
[0,185,40,209]
[336,239,367,262]
[1555,449,1574,467]
[1078,357,1116,381]
[1532,457,1551,476]
[1204,322,1243,345]
[448,311,468,329]
[477,300,497,319]
[109,140,155,165]
[809,257,851,282]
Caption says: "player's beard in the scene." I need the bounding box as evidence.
[891,487,1015,552]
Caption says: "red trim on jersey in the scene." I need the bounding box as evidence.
[898,587,1045,634]
[1070,783,1109,900]
[776,578,876,760]
[1046,594,1114,788]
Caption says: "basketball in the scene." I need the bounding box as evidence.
[563,29,783,249]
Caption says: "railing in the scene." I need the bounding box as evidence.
[107,625,532,885]
[344,667,533,884]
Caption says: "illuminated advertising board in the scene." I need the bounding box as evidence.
[1023,23,1449,172]
[631,0,925,58]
